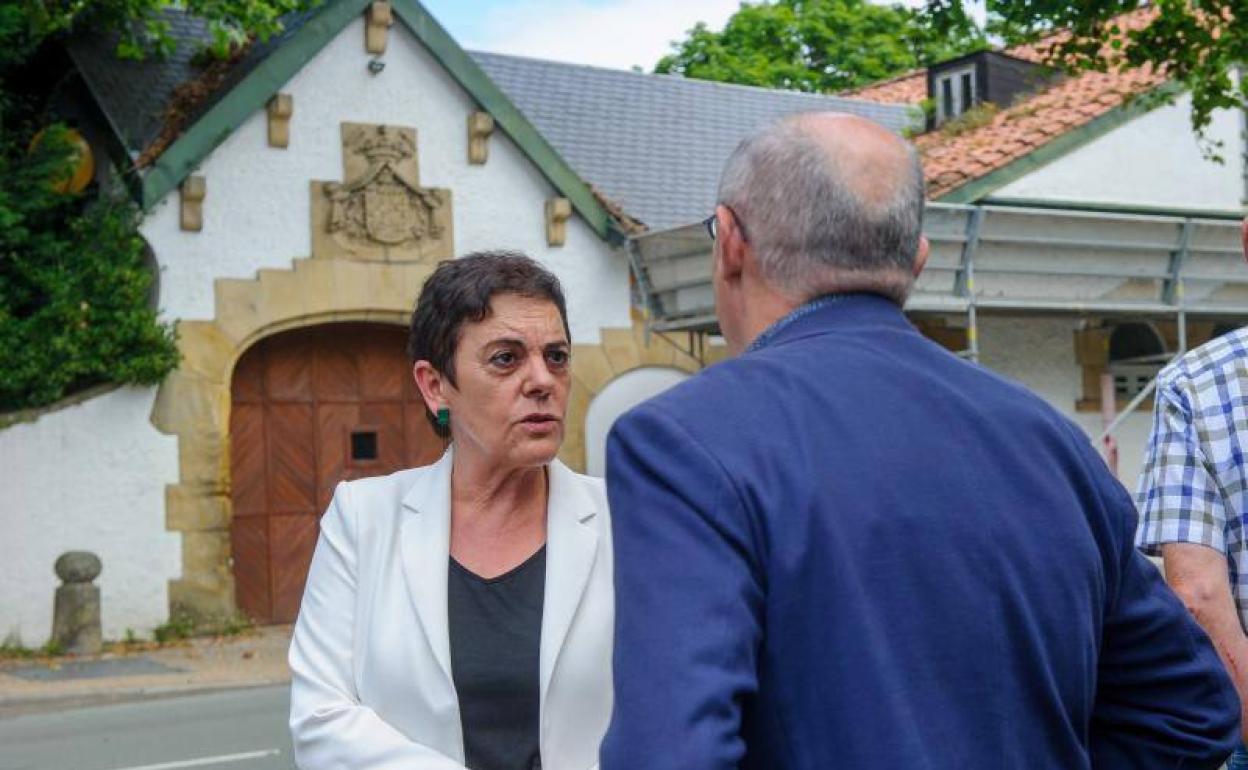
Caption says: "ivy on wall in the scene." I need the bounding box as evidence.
[0,127,179,412]
[0,1,319,414]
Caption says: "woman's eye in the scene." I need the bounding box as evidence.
[490,351,516,366]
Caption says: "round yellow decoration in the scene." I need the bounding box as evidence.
[29,128,95,195]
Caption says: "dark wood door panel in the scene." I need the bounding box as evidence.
[267,403,316,515]
[314,343,358,401]
[316,403,361,509]
[231,517,271,622]
[231,322,442,624]
[229,403,267,517]
[265,334,314,401]
[231,347,266,402]
[359,402,405,472]
[270,514,320,624]
[359,333,407,401]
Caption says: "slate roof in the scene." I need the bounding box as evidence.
[470,51,911,230]
[67,9,319,161]
[66,5,910,231]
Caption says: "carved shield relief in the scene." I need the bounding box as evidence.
[311,123,453,262]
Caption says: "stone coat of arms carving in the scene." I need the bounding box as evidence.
[312,123,453,262]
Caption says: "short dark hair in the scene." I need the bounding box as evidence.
[407,251,571,436]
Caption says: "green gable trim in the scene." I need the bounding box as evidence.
[141,0,373,209]
[140,0,616,241]
[935,81,1184,205]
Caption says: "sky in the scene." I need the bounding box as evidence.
[419,1,981,72]
[420,0,742,71]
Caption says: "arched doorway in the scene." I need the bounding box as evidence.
[229,322,446,623]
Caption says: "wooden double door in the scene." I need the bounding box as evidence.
[229,323,446,623]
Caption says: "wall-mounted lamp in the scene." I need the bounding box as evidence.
[368,57,386,75]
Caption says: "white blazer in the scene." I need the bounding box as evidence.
[289,449,613,770]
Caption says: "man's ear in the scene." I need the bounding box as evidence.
[717,205,747,284]
[913,235,930,279]
[413,361,449,415]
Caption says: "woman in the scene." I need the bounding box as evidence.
[289,251,613,770]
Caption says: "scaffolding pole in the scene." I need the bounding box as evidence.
[955,207,984,362]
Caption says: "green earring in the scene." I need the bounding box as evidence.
[436,407,450,428]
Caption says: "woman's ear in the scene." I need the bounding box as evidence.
[413,361,448,415]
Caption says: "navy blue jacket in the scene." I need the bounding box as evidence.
[601,294,1239,770]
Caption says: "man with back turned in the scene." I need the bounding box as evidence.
[599,112,1240,769]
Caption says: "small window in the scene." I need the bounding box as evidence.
[935,66,978,125]
[960,72,974,113]
[350,430,378,462]
[1107,322,1167,401]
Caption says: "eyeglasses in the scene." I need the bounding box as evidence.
[702,213,718,241]
[703,205,746,242]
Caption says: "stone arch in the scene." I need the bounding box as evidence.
[583,367,693,477]
[150,257,438,623]
[150,254,728,623]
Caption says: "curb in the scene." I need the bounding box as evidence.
[0,677,291,719]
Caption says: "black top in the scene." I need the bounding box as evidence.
[448,547,546,770]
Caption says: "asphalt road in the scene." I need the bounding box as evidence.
[0,685,294,770]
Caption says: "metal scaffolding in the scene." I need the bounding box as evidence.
[628,202,1248,363]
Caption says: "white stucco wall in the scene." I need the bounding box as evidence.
[584,367,691,477]
[992,95,1245,211]
[0,387,179,644]
[2,15,632,640]
[976,316,1154,493]
[140,16,631,343]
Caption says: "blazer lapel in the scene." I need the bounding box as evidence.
[540,460,600,705]
[399,449,456,692]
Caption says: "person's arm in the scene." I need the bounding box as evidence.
[288,482,466,770]
[1134,379,1248,740]
[599,403,764,770]
[1091,520,1240,767]
[1164,543,1248,708]
[1066,408,1240,767]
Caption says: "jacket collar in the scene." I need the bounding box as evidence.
[747,292,912,354]
[397,448,600,707]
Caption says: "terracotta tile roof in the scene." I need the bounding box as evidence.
[842,70,926,104]
[917,64,1166,198]
[841,8,1166,199]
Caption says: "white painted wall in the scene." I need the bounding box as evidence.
[140,16,631,344]
[2,15,632,640]
[993,94,1245,211]
[976,316,1154,493]
[0,387,179,644]
[585,367,691,477]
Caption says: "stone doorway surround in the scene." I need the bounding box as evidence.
[150,255,724,625]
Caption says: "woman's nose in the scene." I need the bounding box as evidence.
[523,354,556,396]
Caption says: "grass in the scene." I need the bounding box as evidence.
[1,612,259,662]
[0,635,65,661]
[939,102,1001,137]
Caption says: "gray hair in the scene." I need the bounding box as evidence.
[716,117,926,304]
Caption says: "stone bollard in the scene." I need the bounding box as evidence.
[50,551,103,655]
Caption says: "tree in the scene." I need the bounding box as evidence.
[0,1,318,412]
[656,0,988,93]
[927,0,1247,151]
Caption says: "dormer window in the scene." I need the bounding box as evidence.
[937,66,976,124]
[927,51,1056,130]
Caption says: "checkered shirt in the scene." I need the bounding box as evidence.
[1136,326,1248,626]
